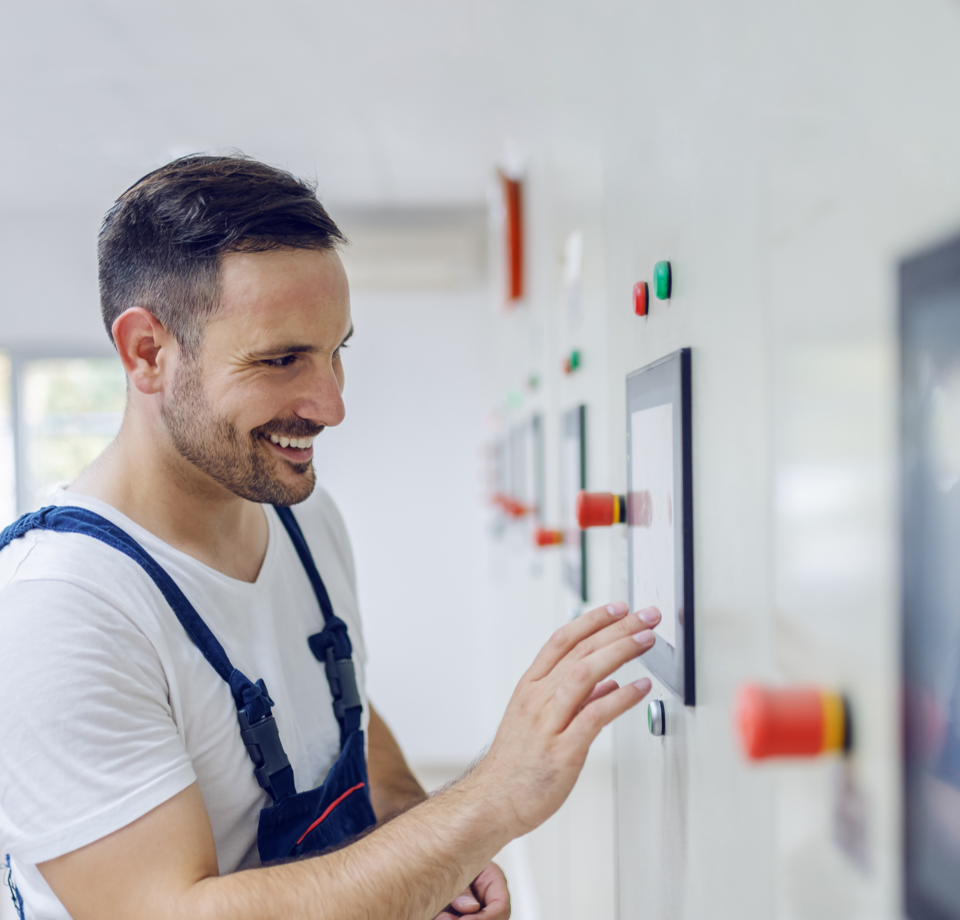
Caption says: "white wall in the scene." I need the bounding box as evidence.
[481,2,960,919]
[0,211,105,351]
[312,288,502,765]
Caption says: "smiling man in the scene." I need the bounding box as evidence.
[0,156,659,920]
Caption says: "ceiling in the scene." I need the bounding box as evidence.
[0,0,632,216]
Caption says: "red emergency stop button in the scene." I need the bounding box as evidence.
[534,528,565,547]
[735,685,851,760]
[576,491,627,528]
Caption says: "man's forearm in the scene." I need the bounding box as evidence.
[189,773,509,920]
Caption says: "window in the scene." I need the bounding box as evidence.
[6,355,126,518]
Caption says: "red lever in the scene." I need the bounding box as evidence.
[534,528,565,547]
[576,491,627,528]
[735,685,850,760]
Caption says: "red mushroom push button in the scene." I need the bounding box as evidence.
[534,528,565,547]
[576,491,627,529]
[735,685,851,760]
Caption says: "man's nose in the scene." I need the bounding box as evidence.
[295,361,345,427]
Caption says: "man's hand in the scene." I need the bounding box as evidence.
[469,600,659,836]
[435,863,509,919]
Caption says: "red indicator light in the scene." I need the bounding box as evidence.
[633,281,648,317]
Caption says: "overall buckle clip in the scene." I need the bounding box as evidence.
[237,708,291,792]
[324,648,362,722]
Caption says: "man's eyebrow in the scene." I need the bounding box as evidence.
[248,328,353,361]
[249,343,320,359]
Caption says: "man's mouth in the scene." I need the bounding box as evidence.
[261,432,317,460]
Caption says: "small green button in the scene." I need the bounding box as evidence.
[654,261,672,300]
[569,349,581,371]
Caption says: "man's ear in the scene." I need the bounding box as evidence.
[111,308,178,395]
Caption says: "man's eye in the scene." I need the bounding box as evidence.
[333,343,349,361]
[265,355,297,368]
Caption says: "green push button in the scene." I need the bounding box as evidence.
[654,261,672,300]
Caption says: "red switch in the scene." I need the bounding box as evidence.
[576,491,627,528]
[633,281,649,317]
[735,685,851,760]
[534,528,565,547]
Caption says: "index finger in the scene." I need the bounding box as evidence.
[524,601,629,681]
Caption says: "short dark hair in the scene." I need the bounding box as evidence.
[98,154,346,355]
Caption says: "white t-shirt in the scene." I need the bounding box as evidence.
[0,487,368,920]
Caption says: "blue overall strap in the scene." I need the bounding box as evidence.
[0,506,296,802]
[273,506,363,744]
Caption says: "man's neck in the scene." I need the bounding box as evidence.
[68,412,270,584]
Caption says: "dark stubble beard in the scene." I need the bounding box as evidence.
[160,355,318,506]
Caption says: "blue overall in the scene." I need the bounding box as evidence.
[1,505,377,918]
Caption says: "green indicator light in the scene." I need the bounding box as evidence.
[569,349,581,370]
[647,705,654,733]
[654,261,672,300]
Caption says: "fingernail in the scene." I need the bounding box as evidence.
[639,607,660,625]
[453,896,480,911]
[633,677,652,692]
[606,602,628,618]
[632,628,655,645]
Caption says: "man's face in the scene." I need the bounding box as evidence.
[160,247,352,505]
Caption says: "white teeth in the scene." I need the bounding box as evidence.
[267,434,313,450]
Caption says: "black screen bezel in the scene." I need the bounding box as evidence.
[625,348,695,705]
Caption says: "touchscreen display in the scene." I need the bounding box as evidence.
[903,234,960,920]
[629,403,677,647]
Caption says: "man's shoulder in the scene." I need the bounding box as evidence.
[1,524,136,589]
[0,520,168,636]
